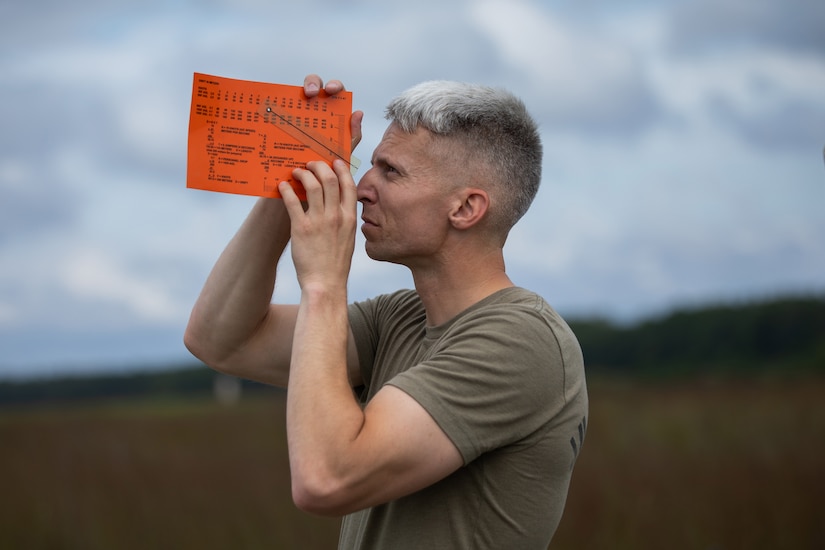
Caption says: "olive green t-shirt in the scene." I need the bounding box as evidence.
[341,287,588,550]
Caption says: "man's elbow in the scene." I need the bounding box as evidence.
[183,321,228,374]
[183,319,207,361]
[290,470,361,517]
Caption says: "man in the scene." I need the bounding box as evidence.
[185,74,588,549]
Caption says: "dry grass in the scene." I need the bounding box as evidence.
[0,396,339,549]
[553,374,825,549]
[1,374,823,549]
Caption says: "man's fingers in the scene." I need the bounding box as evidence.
[324,79,345,95]
[291,166,325,216]
[303,74,323,97]
[302,75,357,151]
[351,110,364,152]
[303,75,346,97]
[334,159,358,209]
[305,161,342,210]
[278,181,304,219]
[293,161,356,214]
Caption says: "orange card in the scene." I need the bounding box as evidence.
[186,73,355,199]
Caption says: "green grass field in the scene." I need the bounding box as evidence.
[2,374,823,549]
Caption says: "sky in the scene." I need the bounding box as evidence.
[1,0,824,379]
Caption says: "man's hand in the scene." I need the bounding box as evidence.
[303,74,363,152]
[278,159,358,293]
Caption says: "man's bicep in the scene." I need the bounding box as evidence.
[345,385,463,510]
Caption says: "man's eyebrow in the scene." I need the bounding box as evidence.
[371,153,389,166]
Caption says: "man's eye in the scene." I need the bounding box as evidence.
[386,165,397,174]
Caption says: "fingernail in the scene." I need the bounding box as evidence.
[306,82,319,93]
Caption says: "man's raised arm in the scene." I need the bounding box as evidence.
[184,197,298,387]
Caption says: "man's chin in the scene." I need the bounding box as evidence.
[364,245,404,266]
[363,243,381,261]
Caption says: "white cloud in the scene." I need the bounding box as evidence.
[651,46,825,116]
[61,247,183,323]
[470,0,658,133]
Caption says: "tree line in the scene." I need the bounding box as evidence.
[0,366,276,407]
[568,294,825,375]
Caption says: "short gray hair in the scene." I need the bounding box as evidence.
[385,81,542,237]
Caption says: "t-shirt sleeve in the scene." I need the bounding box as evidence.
[387,306,571,465]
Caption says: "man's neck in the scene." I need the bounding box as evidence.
[410,250,514,327]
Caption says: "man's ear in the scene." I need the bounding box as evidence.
[448,188,490,230]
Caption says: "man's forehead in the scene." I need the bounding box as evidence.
[372,123,430,160]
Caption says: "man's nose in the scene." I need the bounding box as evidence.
[356,168,375,203]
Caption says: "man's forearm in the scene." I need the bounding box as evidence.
[184,197,291,370]
[286,284,366,514]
